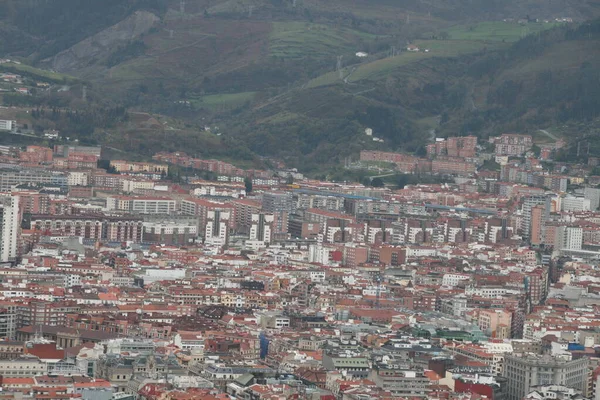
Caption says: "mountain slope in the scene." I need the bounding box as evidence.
[1,1,600,172]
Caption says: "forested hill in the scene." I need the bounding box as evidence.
[220,19,600,171]
[439,19,600,138]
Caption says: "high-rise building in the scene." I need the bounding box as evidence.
[530,205,546,246]
[0,195,20,263]
[249,213,274,244]
[205,210,230,246]
[262,192,294,214]
[522,195,550,239]
[555,226,583,251]
[503,354,588,400]
[262,192,293,239]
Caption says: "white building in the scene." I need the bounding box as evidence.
[131,198,176,214]
[561,195,591,212]
[249,213,274,244]
[556,226,583,251]
[67,171,90,186]
[205,210,230,245]
[442,273,471,287]
[121,178,155,193]
[0,195,20,263]
[0,120,16,132]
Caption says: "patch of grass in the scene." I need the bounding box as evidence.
[270,21,378,59]
[0,62,78,84]
[444,21,563,42]
[190,92,256,109]
[307,37,501,88]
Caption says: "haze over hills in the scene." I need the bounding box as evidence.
[1,0,599,172]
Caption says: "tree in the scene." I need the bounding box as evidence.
[371,177,385,187]
[244,177,253,193]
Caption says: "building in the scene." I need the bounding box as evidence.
[0,356,47,377]
[555,226,583,251]
[231,199,261,233]
[0,168,68,192]
[522,195,550,239]
[30,214,143,243]
[584,187,600,210]
[0,120,16,132]
[181,198,234,233]
[478,309,512,339]
[262,192,293,238]
[524,385,586,400]
[54,145,102,158]
[426,136,477,159]
[561,196,591,212]
[249,213,274,244]
[262,192,294,214]
[107,197,176,215]
[109,160,168,174]
[0,195,20,263]
[502,354,588,400]
[494,134,533,156]
[530,205,546,246]
[368,361,430,397]
[205,210,230,245]
[20,146,53,164]
[142,221,197,245]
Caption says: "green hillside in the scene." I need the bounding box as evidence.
[1,1,600,173]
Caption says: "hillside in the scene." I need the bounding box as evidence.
[218,20,600,171]
[1,1,599,172]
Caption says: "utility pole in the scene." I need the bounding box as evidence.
[336,55,343,79]
[180,0,185,13]
[249,5,254,17]
[82,85,87,102]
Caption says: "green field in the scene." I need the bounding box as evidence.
[444,21,563,42]
[305,21,563,88]
[0,63,78,83]
[307,39,490,87]
[270,21,378,59]
[191,92,256,109]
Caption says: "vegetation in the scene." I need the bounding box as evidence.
[0,0,168,59]
[0,63,78,84]
[1,1,599,174]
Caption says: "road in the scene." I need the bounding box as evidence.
[539,129,559,141]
